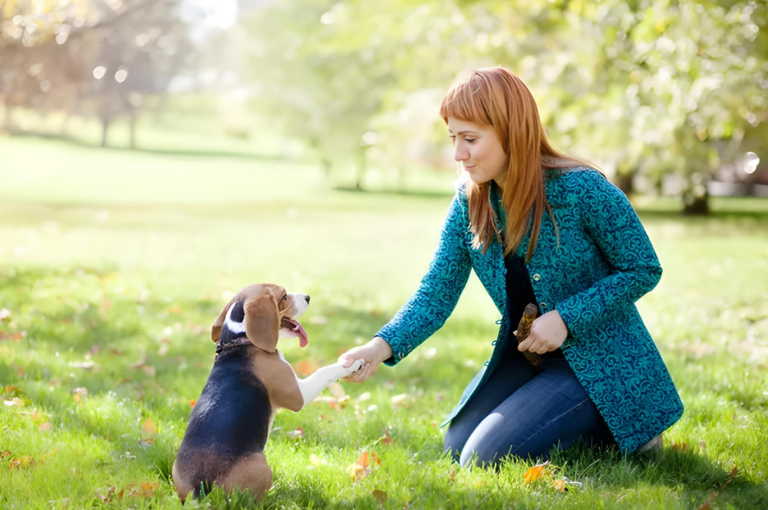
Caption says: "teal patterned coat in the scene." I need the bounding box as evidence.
[376,167,684,453]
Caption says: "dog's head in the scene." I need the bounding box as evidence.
[211,284,310,352]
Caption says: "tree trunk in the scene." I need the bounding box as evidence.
[355,147,367,190]
[100,118,110,147]
[615,171,635,195]
[682,189,710,215]
[129,114,137,150]
[321,158,333,184]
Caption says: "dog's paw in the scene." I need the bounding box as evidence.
[350,359,365,373]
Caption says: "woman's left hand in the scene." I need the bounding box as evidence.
[516,310,568,354]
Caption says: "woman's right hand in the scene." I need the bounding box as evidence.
[338,336,393,383]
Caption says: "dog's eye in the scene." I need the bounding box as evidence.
[282,294,288,301]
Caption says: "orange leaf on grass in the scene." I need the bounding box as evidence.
[294,360,319,376]
[523,461,550,484]
[189,400,196,407]
[0,451,12,460]
[375,429,393,446]
[346,451,381,481]
[552,479,566,492]
[8,455,35,470]
[141,418,157,440]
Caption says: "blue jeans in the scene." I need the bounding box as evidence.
[444,347,616,468]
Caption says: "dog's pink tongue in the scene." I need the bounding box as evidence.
[295,320,308,348]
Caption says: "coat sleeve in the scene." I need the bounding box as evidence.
[376,194,473,366]
[554,170,662,338]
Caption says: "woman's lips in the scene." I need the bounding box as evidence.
[464,165,476,172]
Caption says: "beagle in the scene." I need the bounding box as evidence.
[172,284,364,503]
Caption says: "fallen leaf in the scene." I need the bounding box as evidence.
[524,461,550,485]
[189,400,196,407]
[447,469,457,483]
[319,413,333,421]
[371,489,388,504]
[347,462,366,481]
[336,395,351,409]
[309,454,327,467]
[0,451,11,460]
[328,382,346,399]
[141,365,156,377]
[552,479,566,492]
[141,418,157,438]
[287,428,304,440]
[391,394,411,408]
[68,361,97,370]
[294,360,319,376]
[8,455,35,470]
[346,452,381,481]
[375,429,393,446]
[672,442,690,453]
[0,331,23,341]
[39,422,52,432]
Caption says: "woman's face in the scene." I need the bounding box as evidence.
[447,117,508,188]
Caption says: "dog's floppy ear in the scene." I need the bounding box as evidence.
[211,297,235,343]
[243,290,279,352]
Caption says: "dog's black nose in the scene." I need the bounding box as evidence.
[305,295,310,304]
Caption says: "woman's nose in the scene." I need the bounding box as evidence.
[454,145,469,162]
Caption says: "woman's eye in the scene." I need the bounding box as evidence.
[466,138,476,143]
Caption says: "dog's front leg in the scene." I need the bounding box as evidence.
[297,360,364,406]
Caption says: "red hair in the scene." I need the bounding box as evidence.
[440,66,589,261]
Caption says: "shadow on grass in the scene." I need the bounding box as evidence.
[5,130,287,162]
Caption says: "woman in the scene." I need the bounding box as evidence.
[339,67,683,467]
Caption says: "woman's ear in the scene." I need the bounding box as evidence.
[243,291,279,352]
[211,298,235,343]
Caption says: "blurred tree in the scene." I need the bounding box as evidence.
[0,0,195,147]
[238,0,766,211]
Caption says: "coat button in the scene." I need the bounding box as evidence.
[540,302,547,310]
[533,273,541,281]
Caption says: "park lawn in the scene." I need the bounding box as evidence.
[0,135,767,509]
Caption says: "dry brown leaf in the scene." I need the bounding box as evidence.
[672,442,690,452]
[0,450,12,460]
[346,452,381,481]
[376,429,393,446]
[371,489,388,504]
[309,454,327,467]
[390,394,411,408]
[524,461,550,485]
[142,365,156,377]
[328,382,346,399]
[294,359,319,376]
[141,418,157,438]
[447,469,457,483]
[8,455,35,470]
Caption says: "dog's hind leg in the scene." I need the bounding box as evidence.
[297,360,364,406]
[219,452,273,504]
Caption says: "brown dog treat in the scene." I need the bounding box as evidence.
[516,303,541,366]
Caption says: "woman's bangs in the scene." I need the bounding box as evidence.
[440,80,491,125]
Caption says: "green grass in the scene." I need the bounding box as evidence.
[1,135,767,509]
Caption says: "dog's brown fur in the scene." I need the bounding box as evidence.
[172,284,305,503]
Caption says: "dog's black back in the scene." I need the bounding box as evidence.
[175,346,271,493]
